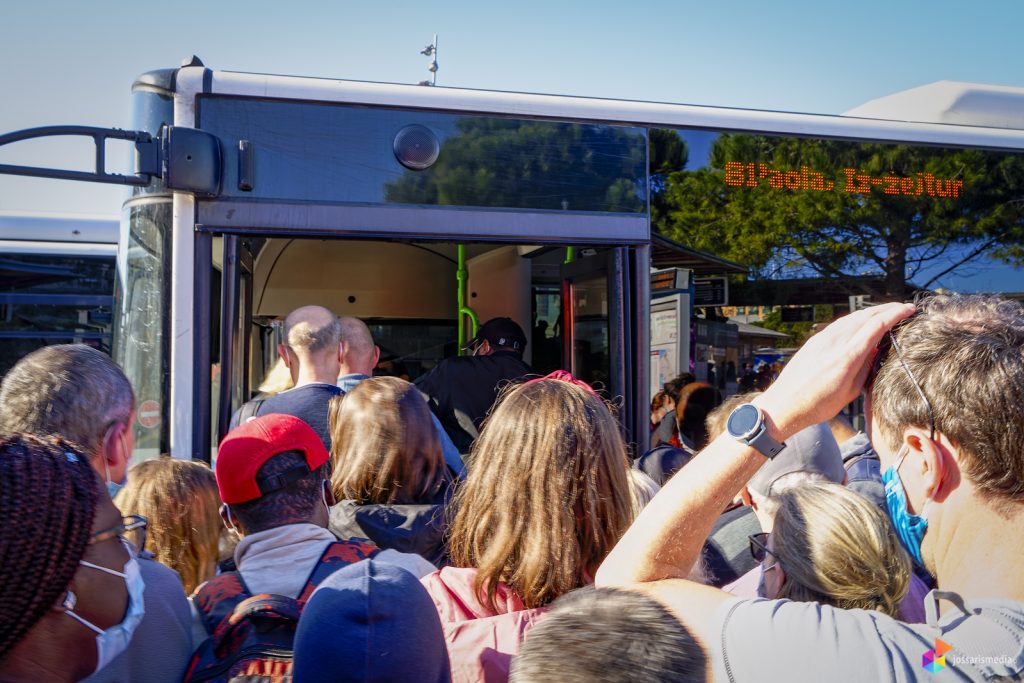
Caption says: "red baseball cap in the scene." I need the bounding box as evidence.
[215,413,330,505]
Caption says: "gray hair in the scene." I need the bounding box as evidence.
[0,345,134,457]
[748,471,834,520]
[872,294,1024,504]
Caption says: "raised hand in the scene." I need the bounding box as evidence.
[754,302,916,440]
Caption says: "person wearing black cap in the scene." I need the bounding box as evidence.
[415,317,533,454]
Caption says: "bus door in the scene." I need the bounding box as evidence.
[212,234,255,442]
[560,246,649,450]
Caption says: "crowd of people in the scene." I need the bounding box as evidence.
[1,293,1022,682]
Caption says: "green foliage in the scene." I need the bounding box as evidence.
[755,308,811,346]
[385,117,647,213]
[655,132,1024,297]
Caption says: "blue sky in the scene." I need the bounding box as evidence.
[1,0,1022,290]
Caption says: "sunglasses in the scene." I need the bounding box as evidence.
[748,532,778,564]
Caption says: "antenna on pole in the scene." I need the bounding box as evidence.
[419,34,438,86]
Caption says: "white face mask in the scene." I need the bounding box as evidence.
[63,541,147,675]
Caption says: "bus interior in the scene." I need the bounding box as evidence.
[205,235,627,439]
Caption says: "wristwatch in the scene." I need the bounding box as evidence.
[726,403,786,459]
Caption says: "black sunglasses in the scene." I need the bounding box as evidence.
[748,532,778,564]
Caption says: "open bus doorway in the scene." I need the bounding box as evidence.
[197,233,628,457]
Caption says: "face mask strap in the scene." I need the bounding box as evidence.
[223,505,240,535]
[63,590,106,635]
[892,445,910,473]
[79,559,128,579]
[103,448,113,487]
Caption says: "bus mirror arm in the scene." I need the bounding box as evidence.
[0,124,222,196]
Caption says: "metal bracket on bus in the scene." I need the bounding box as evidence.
[0,124,222,196]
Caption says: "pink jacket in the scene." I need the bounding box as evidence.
[421,567,548,683]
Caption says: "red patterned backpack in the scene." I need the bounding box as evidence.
[182,540,379,682]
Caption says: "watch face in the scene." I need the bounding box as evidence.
[727,404,760,438]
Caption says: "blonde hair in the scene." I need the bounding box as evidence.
[258,357,294,395]
[772,482,911,617]
[705,391,762,442]
[448,379,634,612]
[114,458,222,594]
[328,377,447,505]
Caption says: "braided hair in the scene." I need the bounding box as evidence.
[0,433,99,657]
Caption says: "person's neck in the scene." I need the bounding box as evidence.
[293,362,338,388]
[1,631,82,682]
[338,363,372,378]
[931,495,1024,608]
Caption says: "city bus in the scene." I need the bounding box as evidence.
[1,62,1023,461]
[0,212,118,377]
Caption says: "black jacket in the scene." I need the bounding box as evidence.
[329,498,450,567]
[414,351,533,453]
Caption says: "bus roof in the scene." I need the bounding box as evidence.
[168,66,1024,151]
[844,81,1024,130]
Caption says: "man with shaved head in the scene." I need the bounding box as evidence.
[231,305,344,448]
[335,317,464,476]
[335,316,381,394]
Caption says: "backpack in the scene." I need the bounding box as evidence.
[182,540,379,683]
[235,398,266,426]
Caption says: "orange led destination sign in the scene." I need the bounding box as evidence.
[723,162,963,199]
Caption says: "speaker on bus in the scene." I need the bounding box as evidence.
[393,124,440,170]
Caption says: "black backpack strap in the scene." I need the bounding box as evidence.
[193,571,254,636]
[236,398,266,425]
[296,540,382,605]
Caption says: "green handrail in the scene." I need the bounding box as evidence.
[564,246,576,264]
[457,244,480,355]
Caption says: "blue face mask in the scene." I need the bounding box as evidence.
[882,446,932,568]
[64,540,147,675]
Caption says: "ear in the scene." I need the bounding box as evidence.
[741,486,754,508]
[907,429,959,503]
[220,504,239,534]
[278,344,291,368]
[51,589,74,613]
[372,345,381,368]
[323,479,337,507]
[775,563,787,593]
[101,422,124,471]
[338,340,348,361]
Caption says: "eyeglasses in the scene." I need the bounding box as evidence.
[748,532,778,564]
[90,514,148,553]
[866,329,936,441]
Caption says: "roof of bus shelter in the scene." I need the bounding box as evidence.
[650,233,747,276]
[729,276,910,306]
